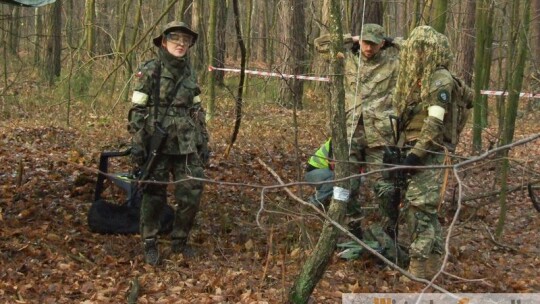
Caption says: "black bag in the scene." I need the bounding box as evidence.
[88,149,173,235]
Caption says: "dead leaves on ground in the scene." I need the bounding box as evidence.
[1,102,539,303]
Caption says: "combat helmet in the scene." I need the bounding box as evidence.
[153,21,198,47]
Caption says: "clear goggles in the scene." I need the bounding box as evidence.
[165,32,193,45]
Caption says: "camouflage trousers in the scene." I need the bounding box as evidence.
[348,124,396,226]
[140,153,205,240]
[364,147,402,237]
[403,152,445,260]
[347,122,367,215]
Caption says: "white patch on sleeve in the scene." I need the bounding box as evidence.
[193,95,201,103]
[131,91,149,105]
[332,186,349,202]
[428,105,446,121]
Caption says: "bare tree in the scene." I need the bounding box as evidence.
[207,0,217,120]
[472,0,495,152]
[279,0,308,109]
[350,0,383,34]
[8,6,20,54]
[214,0,227,86]
[83,0,95,53]
[45,0,62,85]
[458,0,476,85]
[496,0,532,238]
[289,0,349,301]
[191,0,205,73]
[432,0,449,33]
[33,7,43,65]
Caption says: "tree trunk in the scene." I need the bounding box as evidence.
[458,0,476,86]
[534,0,540,66]
[289,0,349,301]
[472,0,494,153]
[65,0,75,49]
[9,6,20,55]
[241,0,254,96]
[34,7,43,65]
[124,0,143,103]
[350,0,383,34]
[84,0,96,53]
[496,0,531,239]
[207,0,217,120]
[115,0,132,103]
[128,0,142,71]
[480,3,495,129]
[409,0,423,32]
[279,0,307,109]
[2,6,8,89]
[215,0,227,86]
[95,0,111,55]
[191,0,205,73]
[267,0,278,68]
[421,0,434,26]
[46,0,62,85]
[532,0,540,110]
[174,0,187,21]
[432,0,448,34]
[166,0,177,22]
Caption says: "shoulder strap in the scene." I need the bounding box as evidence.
[152,60,162,124]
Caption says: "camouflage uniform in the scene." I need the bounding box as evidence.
[315,24,406,263]
[393,26,455,279]
[315,24,400,228]
[345,26,400,224]
[128,22,208,264]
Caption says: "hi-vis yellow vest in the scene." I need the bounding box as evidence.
[308,139,332,169]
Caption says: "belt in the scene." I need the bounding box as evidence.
[150,107,189,117]
[149,103,190,108]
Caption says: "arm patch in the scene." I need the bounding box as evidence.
[437,89,450,103]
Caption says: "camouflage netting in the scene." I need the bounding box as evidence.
[393,25,454,113]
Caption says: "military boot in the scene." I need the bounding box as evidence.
[143,238,159,266]
[171,238,195,257]
[408,257,427,279]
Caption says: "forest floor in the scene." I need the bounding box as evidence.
[1,86,539,303]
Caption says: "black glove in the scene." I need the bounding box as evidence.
[351,41,360,55]
[198,141,211,166]
[402,153,422,175]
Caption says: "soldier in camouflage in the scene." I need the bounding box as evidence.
[393,25,455,279]
[315,24,403,253]
[128,21,209,265]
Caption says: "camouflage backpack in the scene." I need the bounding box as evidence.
[444,74,474,148]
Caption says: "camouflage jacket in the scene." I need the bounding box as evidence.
[314,34,400,148]
[128,58,207,156]
[344,46,399,148]
[397,68,454,158]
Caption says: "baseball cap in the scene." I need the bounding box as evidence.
[361,24,384,44]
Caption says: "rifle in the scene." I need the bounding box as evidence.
[139,124,167,182]
[382,114,408,240]
[138,60,168,184]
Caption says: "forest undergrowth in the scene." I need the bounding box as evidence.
[1,85,539,303]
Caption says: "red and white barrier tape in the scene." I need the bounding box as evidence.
[481,90,540,99]
[209,66,539,98]
[208,66,330,82]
